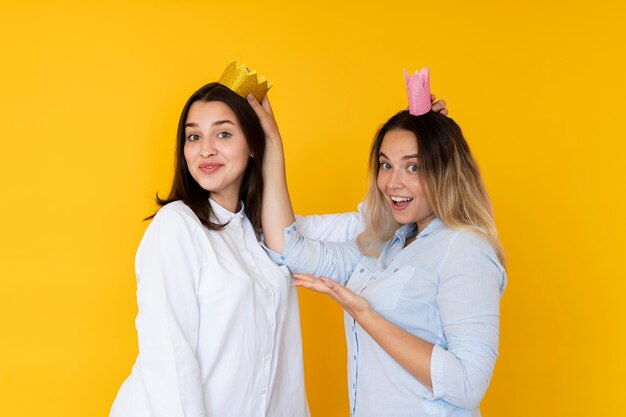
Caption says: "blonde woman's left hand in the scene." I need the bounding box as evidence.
[292,273,371,319]
[430,93,448,116]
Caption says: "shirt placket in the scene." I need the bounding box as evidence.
[236,218,277,415]
[348,266,380,417]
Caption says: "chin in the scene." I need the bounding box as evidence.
[390,213,408,225]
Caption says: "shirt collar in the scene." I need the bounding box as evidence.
[418,217,444,238]
[209,198,246,224]
[394,223,417,241]
[393,217,445,242]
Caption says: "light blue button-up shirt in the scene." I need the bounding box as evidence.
[267,218,506,417]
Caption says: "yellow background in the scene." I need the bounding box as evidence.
[1,0,624,416]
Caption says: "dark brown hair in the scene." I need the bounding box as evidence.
[151,82,265,233]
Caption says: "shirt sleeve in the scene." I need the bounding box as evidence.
[264,222,362,285]
[134,206,207,417]
[295,203,365,242]
[427,232,507,410]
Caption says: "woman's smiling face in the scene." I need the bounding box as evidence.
[376,128,434,231]
[183,100,251,211]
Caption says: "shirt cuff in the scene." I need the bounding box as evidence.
[260,221,300,266]
[424,343,446,400]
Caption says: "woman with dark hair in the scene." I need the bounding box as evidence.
[252,71,507,417]
[110,79,309,417]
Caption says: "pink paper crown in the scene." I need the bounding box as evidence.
[404,67,431,116]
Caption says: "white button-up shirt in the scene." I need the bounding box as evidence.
[110,200,309,417]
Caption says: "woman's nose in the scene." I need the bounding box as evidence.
[200,138,217,157]
[387,168,404,189]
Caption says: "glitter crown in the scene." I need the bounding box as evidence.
[404,67,431,116]
[218,61,271,102]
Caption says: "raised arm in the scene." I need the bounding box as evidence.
[247,94,294,253]
[247,94,361,282]
[296,206,364,241]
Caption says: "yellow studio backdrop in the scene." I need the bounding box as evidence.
[0,0,624,416]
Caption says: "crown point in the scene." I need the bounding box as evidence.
[219,61,271,102]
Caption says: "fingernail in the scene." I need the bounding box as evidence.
[247,93,255,102]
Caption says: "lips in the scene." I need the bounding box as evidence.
[199,163,224,174]
[389,195,413,211]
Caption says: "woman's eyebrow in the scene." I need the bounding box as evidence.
[212,120,235,126]
[378,152,419,159]
[184,120,235,128]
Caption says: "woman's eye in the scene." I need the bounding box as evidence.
[217,131,232,139]
[186,134,200,141]
[379,162,392,170]
[407,164,419,174]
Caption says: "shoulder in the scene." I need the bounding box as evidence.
[152,201,203,229]
[144,201,205,244]
[438,229,506,285]
[447,229,496,255]
[136,201,206,264]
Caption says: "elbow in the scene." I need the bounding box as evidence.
[449,394,484,411]
[446,372,491,410]
[431,348,493,411]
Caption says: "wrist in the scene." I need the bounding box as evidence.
[353,303,376,324]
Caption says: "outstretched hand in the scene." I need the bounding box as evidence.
[292,273,371,319]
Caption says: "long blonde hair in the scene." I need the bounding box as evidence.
[356,111,505,265]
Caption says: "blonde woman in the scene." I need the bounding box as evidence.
[250,92,506,417]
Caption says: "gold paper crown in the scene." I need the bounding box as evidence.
[218,61,271,102]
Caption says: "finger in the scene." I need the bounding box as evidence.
[319,278,356,304]
[261,95,274,116]
[431,99,446,112]
[292,273,317,283]
[430,93,436,102]
[321,278,352,298]
[440,108,449,116]
[319,276,336,289]
[248,93,279,137]
[292,277,334,295]
[247,94,264,116]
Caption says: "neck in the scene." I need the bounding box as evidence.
[211,194,240,213]
[416,214,435,234]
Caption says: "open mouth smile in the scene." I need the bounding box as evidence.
[390,195,413,210]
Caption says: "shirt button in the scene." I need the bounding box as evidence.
[359,268,364,273]
[270,322,276,328]
[393,268,399,273]
[260,389,267,395]
[353,355,357,360]
[280,256,285,260]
